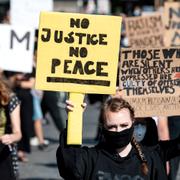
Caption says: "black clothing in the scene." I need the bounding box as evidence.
[0,95,20,180]
[0,144,16,180]
[41,91,67,131]
[140,117,159,147]
[168,116,180,180]
[56,130,180,180]
[17,89,33,152]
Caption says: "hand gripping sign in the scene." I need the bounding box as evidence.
[35,12,122,144]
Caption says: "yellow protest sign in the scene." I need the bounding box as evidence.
[35,12,122,95]
[36,12,122,145]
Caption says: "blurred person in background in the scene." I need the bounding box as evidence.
[31,88,49,150]
[4,68,35,162]
[168,116,180,180]
[15,71,35,162]
[0,1,10,24]
[154,116,171,176]
[0,77,21,179]
[133,117,159,146]
[1,0,34,162]
[30,44,49,150]
[41,91,68,132]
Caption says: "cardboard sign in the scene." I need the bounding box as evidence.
[10,0,53,28]
[35,12,122,94]
[125,13,164,48]
[0,24,34,73]
[119,47,180,117]
[164,2,180,47]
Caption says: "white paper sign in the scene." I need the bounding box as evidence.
[0,24,34,72]
[10,0,53,28]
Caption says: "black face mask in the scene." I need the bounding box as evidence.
[102,126,134,149]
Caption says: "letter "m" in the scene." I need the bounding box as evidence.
[10,30,30,50]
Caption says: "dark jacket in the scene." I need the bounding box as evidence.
[56,129,180,180]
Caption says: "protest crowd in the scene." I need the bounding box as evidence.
[0,0,179,180]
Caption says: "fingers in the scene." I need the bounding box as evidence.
[111,87,123,98]
[0,134,12,145]
[81,103,87,109]
[66,100,74,111]
[66,100,87,112]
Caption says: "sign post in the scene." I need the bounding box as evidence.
[67,93,84,144]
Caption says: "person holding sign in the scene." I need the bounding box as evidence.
[56,97,180,180]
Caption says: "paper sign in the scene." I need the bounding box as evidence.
[0,24,34,73]
[125,13,164,48]
[10,0,53,28]
[119,47,180,117]
[35,12,122,94]
[164,2,180,47]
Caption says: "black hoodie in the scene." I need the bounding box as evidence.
[56,129,180,180]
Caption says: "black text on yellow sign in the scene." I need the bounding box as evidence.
[42,18,109,86]
[36,12,122,94]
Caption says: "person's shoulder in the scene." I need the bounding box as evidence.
[9,93,20,103]
[8,93,20,112]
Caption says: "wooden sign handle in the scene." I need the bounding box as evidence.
[67,92,85,145]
